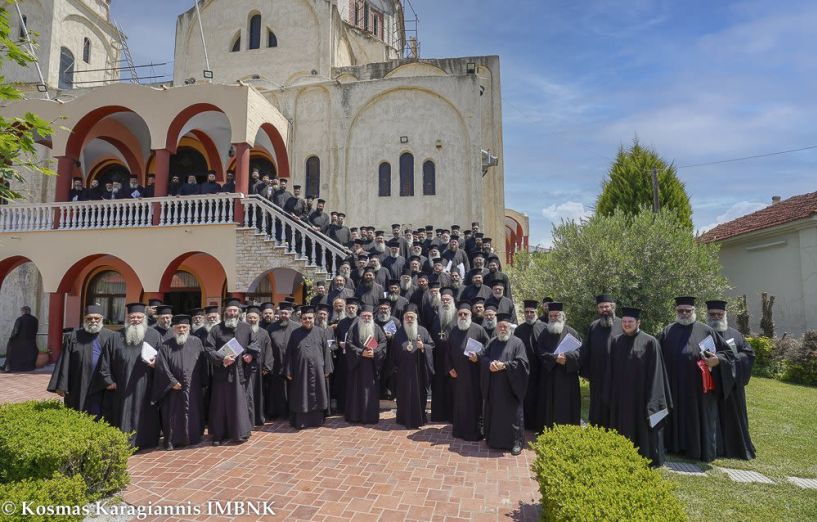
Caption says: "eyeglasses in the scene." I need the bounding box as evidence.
[676,308,694,314]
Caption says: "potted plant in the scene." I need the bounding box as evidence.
[35,345,51,368]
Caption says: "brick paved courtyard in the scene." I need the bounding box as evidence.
[0,369,541,521]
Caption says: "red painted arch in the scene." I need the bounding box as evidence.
[188,129,225,180]
[165,103,228,153]
[65,106,142,160]
[158,252,227,296]
[260,123,290,178]
[56,254,144,295]
[0,256,38,288]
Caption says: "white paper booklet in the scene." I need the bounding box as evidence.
[554,333,582,355]
[383,321,398,335]
[140,342,157,363]
[698,335,717,354]
[648,408,669,428]
[464,338,483,356]
[217,337,245,358]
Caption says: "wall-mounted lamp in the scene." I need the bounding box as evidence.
[203,70,214,79]
[400,136,409,144]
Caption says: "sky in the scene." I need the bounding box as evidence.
[110,0,817,246]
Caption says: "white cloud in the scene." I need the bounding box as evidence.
[541,201,593,224]
[698,200,767,233]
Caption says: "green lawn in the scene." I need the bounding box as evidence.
[662,378,817,521]
[579,377,817,521]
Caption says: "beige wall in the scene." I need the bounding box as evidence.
[717,218,817,336]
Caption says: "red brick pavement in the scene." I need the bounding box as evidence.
[0,370,542,521]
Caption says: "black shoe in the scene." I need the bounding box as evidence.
[165,443,174,451]
[511,445,522,456]
[212,440,221,447]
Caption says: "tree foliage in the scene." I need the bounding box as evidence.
[596,138,693,231]
[0,1,54,203]
[507,209,729,334]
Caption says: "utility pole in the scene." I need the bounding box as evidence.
[651,167,660,213]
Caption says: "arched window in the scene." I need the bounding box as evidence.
[249,14,261,50]
[268,30,277,48]
[399,152,414,196]
[59,47,75,89]
[231,32,241,52]
[422,160,436,195]
[18,15,27,40]
[86,270,126,325]
[306,156,320,198]
[82,37,91,63]
[378,162,391,197]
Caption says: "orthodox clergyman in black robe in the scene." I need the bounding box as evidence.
[204,300,254,445]
[264,304,298,420]
[344,307,387,424]
[480,314,529,454]
[607,307,673,467]
[3,307,39,372]
[707,300,756,460]
[534,303,582,431]
[151,315,207,450]
[93,303,161,450]
[285,307,333,429]
[579,295,623,427]
[446,303,490,441]
[659,296,736,462]
[513,301,547,430]
[390,305,435,429]
[48,306,112,416]
[430,290,457,422]
[333,299,360,414]
[244,306,272,426]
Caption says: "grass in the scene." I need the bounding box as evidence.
[575,377,817,520]
[660,377,817,521]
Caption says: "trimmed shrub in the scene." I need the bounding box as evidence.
[747,336,779,378]
[0,400,133,500]
[0,473,87,522]
[530,424,686,521]
[779,331,817,386]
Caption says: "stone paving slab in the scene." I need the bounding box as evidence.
[717,467,775,484]
[787,477,817,489]
[664,461,706,475]
[2,372,543,522]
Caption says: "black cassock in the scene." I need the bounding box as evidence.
[485,296,517,324]
[607,330,673,467]
[659,321,735,462]
[94,329,162,449]
[430,317,455,422]
[716,327,756,460]
[344,322,387,424]
[242,328,268,426]
[480,336,529,450]
[332,317,357,413]
[390,326,435,429]
[284,326,333,429]
[579,317,623,427]
[48,328,113,415]
[513,320,546,430]
[205,323,254,443]
[4,314,39,372]
[446,323,490,441]
[192,327,213,424]
[374,316,401,398]
[152,336,207,447]
[265,320,298,420]
[535,326,582,430]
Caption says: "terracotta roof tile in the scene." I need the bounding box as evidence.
[698,190,817,243]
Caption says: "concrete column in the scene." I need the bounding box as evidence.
[152,149,171,197]
[55,156,75,202]
[47,292,65,363]
[232,143,251,223]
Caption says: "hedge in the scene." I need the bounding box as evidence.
[531,424,687,521]
[0,473,87,522]
[0,400,133,500]
[747,334,817,385]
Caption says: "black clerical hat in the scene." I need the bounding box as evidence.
[409,255,422,262]
[674,296,696,307]
[84,304,103,316]
[284,296,296,303]
[346,298,360,306]
[428,281,442,289]
[278,302,294,311]
[620,307,642,320]
[126,303,147,314]
[471,297,486,304]
[472,221,480,227]
[245,306,261,316]
[457,301,472,311]
[224,298,242,309]
[596,294,615,304]
[314,280,327,287]
[523,300,539,310]
[548,302,564,311]
[405,303,419,314]
[482,237,493,243]
[474,232,484,238]
[415,272,428,280]
[490,280,505,288]
[451,224,461,230]
[542,296,554,304]
[148,299,163,307]
[467,268,484,278]
[391,223,401,229]
[496,313,513,323]
[425,225,434,231]
[293,184,301,189]
[260,302,275,311]
[316,303,332,313]
[204,305,220,314]
[378,298,392,307]
[317,199,326,204]
[706,300,728,311]
[387,279,400,286]
[172,315,191,326]
[441,287,455,297]
[375,230,385,237]
[485,305,498,312]
[386,239,401,248]
[432,257,443,265]
[299,305,316,315]
[360,304,374,313]
[156,305,173,316]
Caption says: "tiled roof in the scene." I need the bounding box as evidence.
[698,191,817,243]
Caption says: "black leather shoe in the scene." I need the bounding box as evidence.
[212,440,221,447]
[511,444,522,456]
[165,443,174,451]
